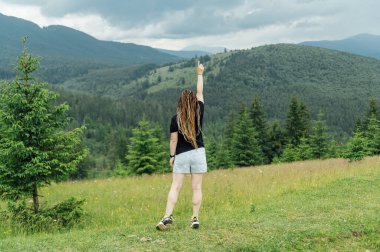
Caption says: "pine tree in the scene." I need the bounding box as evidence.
[279,137,312,163]
[267,120,286,161]
[279,143,299,162]
[250,96,269,163]
[152,123,168,173]
[297,137,313,160]
[205,139,218,170]
[231,107,264,167]
[0,38,87,213]
[286,97,300,146]
[353,118,363,132]
[365,114,380,155]
[309,112,329,159]
[285,97,311,146]
[362,98,380,131]
[126,118,166,175]
[215,141,233,169]
[222,111,237,166]
[343,130,371,161]
[327,137,340,158]
[367,99,380,120]
[299,103,311,137]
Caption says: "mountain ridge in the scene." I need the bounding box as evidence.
[58,43,380,135]
[300,33,380,59]
[0,12,179,67]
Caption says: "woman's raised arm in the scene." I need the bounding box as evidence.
[196,61,204,102]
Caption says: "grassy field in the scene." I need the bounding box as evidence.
[0,156,379,251]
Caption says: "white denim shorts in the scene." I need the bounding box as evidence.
[173,147,207,174]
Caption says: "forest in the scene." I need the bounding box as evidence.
[1,43,380,178]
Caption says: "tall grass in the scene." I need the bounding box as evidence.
[10,157,380,229]
[0,156,379,251]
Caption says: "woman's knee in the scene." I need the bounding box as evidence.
[171,183,182,192]
[192,184,202,191]
[171,174,185,191]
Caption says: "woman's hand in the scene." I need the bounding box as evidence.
[197,61,204,75]
[169,157,175,167]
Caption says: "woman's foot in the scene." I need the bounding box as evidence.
[156,215,174,230]
[190,216,199,229]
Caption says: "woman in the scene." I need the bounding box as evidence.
[156,62,207,230]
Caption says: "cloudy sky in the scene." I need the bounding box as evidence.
[0,0,379,50]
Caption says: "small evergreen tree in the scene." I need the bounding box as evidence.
[231,107,264,167]
[215,140,234,169]
[368,98,379,116]
[297,137,313,160]
[152,123,168,172]
[278,143,299,162]
[126,118,166,175]
[327,137,340,158]
[267,120,286,162]
[286,97,310,146]
[222,111,237,166]
[250,96,269,163]
[0,38,87,213]
[362,98,379,131]
[343,130,371,161]
[299,103,311,137]
[365,114,380,155]
[205,139,218,170]
[353,118,363,133]
[309,112,329,159]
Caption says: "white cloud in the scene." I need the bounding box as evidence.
[1,0,380,50]
[0,1,129,40]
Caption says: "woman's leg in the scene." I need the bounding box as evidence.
[191,173,203,218]
[165,173,185,215]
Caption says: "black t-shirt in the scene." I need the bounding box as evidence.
[170,101,204,155]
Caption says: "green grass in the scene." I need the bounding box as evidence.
[1,156,379,251]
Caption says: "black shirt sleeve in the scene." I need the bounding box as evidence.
[170,116,178,133]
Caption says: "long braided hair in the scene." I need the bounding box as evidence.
[176,90,201,148]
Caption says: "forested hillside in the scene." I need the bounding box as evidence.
[41,44,380,177]
[65,44,380,135]
[0,13,179,84]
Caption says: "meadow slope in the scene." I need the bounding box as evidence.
[0,156,379,251]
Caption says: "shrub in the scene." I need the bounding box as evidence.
[4,197,85,233]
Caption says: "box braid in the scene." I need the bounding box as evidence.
[176,90,201,148]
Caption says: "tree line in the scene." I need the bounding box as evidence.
[1,40,379,180]
[204,96,380,170]
[115,95,380,175]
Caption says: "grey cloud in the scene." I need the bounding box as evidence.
[150,1,339,38]
[2,0,380,45]
[2,0,334,36]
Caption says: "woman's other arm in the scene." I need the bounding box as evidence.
[169,132,178,167]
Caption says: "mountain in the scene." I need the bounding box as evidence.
[0,13,180,82]
[157,48,210,58]
[57,44,380,135]
[182,45,226,54]
[301,33,380,60]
